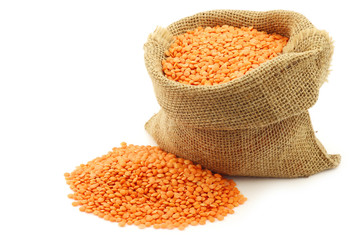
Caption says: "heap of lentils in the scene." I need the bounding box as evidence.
[162,25,289,85]
[65,143,246,230]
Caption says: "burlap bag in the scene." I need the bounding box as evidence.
[144,10,340,177]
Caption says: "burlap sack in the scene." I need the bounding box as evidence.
[144,10,340,177]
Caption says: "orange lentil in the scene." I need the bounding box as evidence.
[65,143,246,230]
[162,25,288,85]
[208,216,216,223]
[118,221,126,227]
[216,215,224,221]
[138,224,146,229]
[190,221,198,226]
[178,225,186,231]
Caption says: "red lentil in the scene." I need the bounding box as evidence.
[162,25,288,85]
[65,143,246,230]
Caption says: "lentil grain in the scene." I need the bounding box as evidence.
[65,143,246,230]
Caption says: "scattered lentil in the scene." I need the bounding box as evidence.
[65,143,246,230]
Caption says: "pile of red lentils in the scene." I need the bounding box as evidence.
[162,25,288,85]
[65,143,246,230]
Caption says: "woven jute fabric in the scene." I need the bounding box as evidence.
[143,10,340,177]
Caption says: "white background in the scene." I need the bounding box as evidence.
[1,0,359,240]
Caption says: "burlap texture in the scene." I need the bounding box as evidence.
[144,10,340,177]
